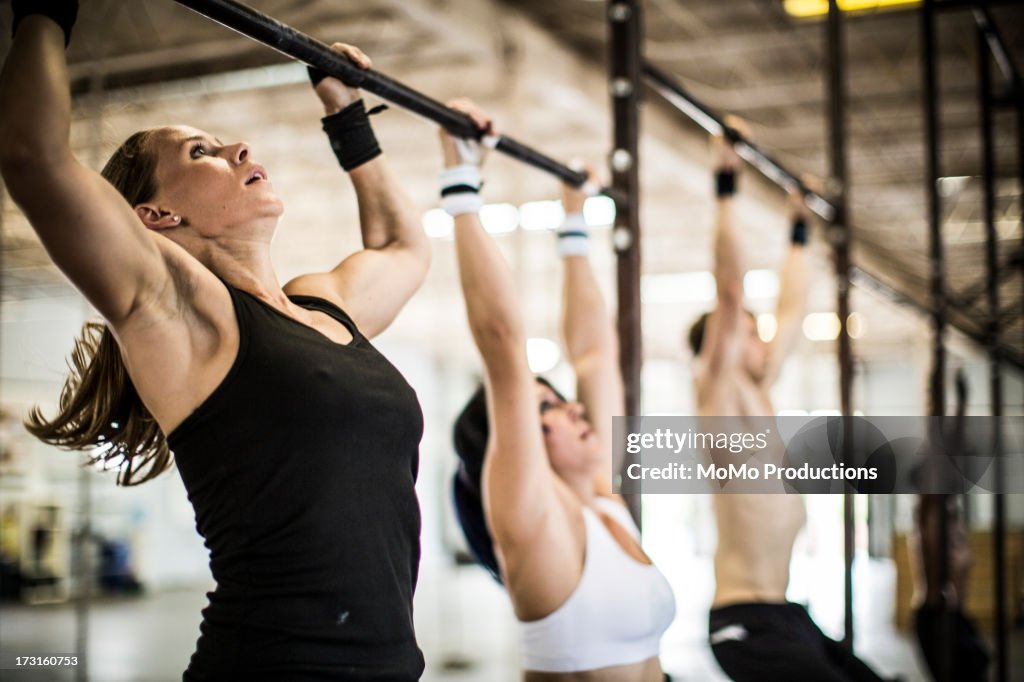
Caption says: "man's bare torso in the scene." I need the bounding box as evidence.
[695,363,806,607]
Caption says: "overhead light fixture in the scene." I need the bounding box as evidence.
[744,270,780,300]
[847,312,866,339]
[480,203,520,234]
[757,313,778,342]
[527,338,561,373]
[582,196,616,227]
[520,200,565,231]
[422,208,453,239]
[783,0,921,19]
[641,272,716,304]
[803,312,841,341]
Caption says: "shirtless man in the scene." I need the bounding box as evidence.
[689,121,888,681]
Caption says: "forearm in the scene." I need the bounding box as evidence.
[348,156,428,256]
[776,244,809,320]
[561,256,614,363]
[0,19,70,166]
[454,214,526,357]
[714,198,745,303]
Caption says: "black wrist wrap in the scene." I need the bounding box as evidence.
[12,0,79,47]
[321,100,387,172]
[307,65,329,88]
[715,170,736,198]
[791,217,808,245]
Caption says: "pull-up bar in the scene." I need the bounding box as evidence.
[643,62,836,222]
[170,0,613,198]
[643,59,1024,372]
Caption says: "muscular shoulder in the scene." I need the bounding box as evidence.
[283,272,346,310]
[110,236,238,432]
[113,238,224,332]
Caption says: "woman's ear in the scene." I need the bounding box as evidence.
[135,204,183,231]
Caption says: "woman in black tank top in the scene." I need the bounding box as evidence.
[2,4,428,679]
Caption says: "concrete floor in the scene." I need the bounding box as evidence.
[0,557,1012,681]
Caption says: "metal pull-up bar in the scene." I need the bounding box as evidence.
[170,0,610,197]
[643,62,836,222]
[643,58,1024,373]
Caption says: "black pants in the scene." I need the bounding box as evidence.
[709,602,886,682]
[914,605,989,682]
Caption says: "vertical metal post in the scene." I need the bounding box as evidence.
[921,11,946,417]
[921,3,951,681]
[826,0,856,652]
[977,28,1007,682]
[608,0,643,525]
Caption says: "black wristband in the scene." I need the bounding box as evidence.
[12,0,78,47]
[307,65,329,88]
[790,217,808,245]
[715,170,736,198]
[321,100,387,172]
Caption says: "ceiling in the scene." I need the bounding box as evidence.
[1,0,1021,378]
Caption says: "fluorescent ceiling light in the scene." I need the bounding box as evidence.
[757,313,778,342]
[744,269,780,299]
[583,196,616,227]
[803,312,841,341]
[847,312,866,339]
[422,208,454,239]
[527,337,561,373]
[784,0,921,18]
[520,200,565,231]
[480,203,520,234]
[641,272,716,304]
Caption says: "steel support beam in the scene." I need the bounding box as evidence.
[921,3,954,681]
[609,0,643,525]
[979,25,1008,682]
[826,0,857,653]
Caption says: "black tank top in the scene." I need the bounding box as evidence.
[168,284,424,681]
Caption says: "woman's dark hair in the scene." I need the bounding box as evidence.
[688,312,712,356]
[24,129,172,486]
[453,376,567,481]
[451,377,566,582]
[688,309,757,356]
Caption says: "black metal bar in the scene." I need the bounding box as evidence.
[640,63,1024,371]
[979,25,1008,682]
[609,0,643,525]
[972,5,1023,95]
[922,0,947,420]
[169,0,606,194]
[1008,42,1024,682]
[826,0,856,653]
[642,62,835,222]
[849,266,1024,371]
[922,3,953,681]
[946,249,1023,309]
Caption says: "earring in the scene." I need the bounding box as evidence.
[172,215,181,223]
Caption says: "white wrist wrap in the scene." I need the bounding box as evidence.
[440,165,483,216]
[557,213,590,257]
[442,193,483,216]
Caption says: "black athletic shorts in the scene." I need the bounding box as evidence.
[709,602,887,682]
[914,605,989,682]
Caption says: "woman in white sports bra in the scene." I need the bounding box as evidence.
[441,101,677,681]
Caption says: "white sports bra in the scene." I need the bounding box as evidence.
[518,497,677,673]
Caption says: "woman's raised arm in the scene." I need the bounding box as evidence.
[0,4,174,327]
[284,43,430,339]
[441,101,559,550]
[557,169,624,497]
